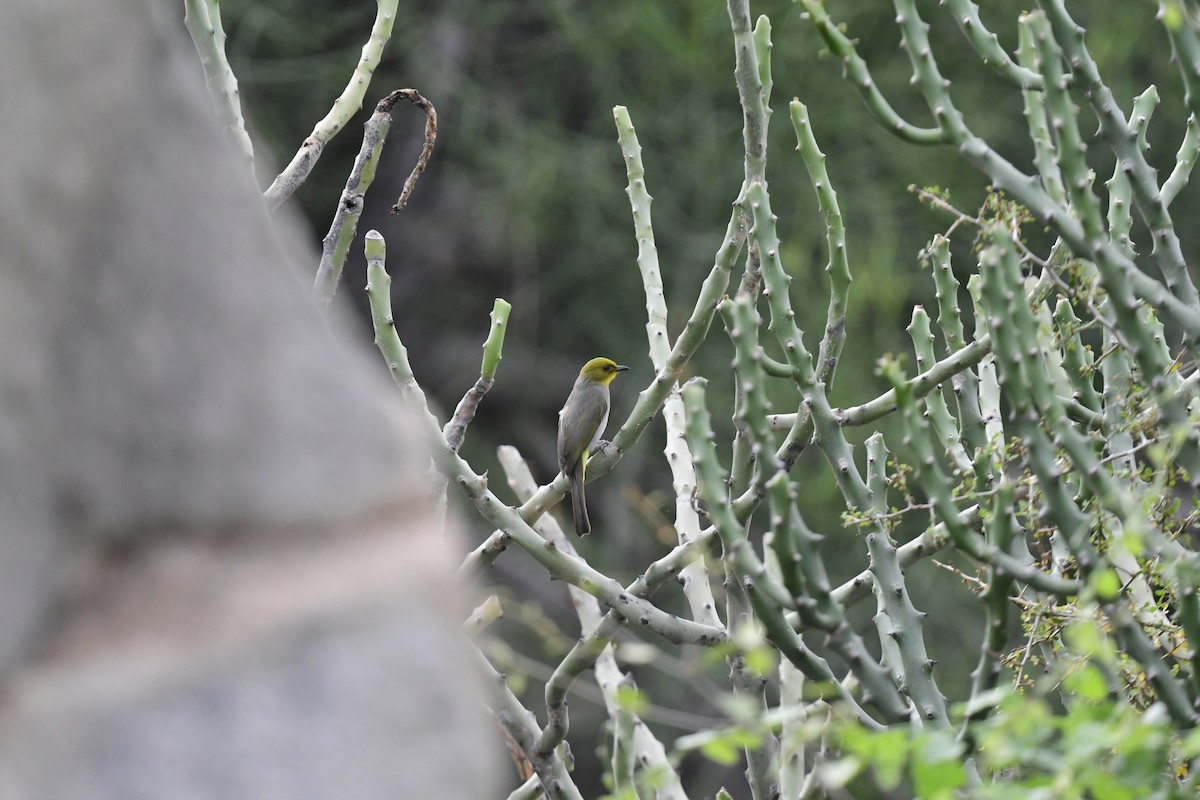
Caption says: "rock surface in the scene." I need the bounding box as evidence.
[0,2,499,797]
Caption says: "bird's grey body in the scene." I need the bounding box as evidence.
[557,358,628,536]
[558,377,610,535]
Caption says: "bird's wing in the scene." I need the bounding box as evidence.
[558,391,608,471]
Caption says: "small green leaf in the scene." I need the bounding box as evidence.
[1064,620,1104,657]
[699,737,740,767]
[698,728,762,766]
[1089,568,1121,600]
[743,644,776,677]
[911,755,966,799]
[1179,727,1200,759]
[1063,663,1109,703]
[615,683,647,715]
[915,730,964,763]
[816,756,863,789]
[1163,2,1183,30]
[838,722,872,757]
[872,730,909,790]
[1086,771,1133,800]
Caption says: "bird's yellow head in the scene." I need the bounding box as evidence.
[580,357,630,386]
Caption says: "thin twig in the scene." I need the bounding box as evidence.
[390,89,438,214]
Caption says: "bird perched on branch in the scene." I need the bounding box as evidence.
[557,357,629,536]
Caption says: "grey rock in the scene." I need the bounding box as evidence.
[0,0,501,797]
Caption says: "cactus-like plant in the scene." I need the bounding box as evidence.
[189,0,1200,795]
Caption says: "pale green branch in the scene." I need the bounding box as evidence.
[183,0,255,166]
[263,0,399,208]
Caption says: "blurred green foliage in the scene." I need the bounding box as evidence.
[815,616,1200,798]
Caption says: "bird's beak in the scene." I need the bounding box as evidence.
[616,365,630,372]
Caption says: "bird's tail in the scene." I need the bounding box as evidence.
[570,470,591,536]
